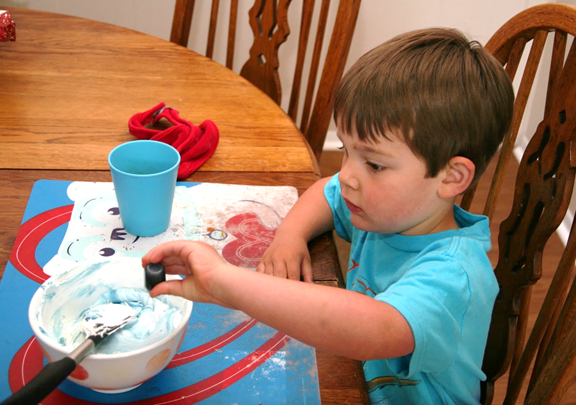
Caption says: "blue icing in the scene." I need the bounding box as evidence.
[82,289,181,354]
[39,261,185,355]
[54,288,182,355]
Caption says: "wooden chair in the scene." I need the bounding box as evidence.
[170,0,362,161]
[459,3,576,404]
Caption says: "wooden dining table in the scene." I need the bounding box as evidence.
[0,7,368,404]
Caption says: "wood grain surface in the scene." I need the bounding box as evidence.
[1,8,317,175]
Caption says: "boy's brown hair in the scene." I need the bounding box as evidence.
[334,28,514,186]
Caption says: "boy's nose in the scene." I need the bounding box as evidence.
[339,158,360,190]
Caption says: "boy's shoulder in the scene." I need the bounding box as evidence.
[451,204,491,246]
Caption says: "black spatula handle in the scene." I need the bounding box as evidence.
[145,262,166,291]
[1,356,77,405]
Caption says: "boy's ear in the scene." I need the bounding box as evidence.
[437,157,475,199]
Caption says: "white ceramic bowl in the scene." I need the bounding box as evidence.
[29,258,192,393]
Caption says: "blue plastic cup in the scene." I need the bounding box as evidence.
[108,140,181,237]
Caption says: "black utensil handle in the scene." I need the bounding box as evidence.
[145,262,166,291]
[0,357,77,405]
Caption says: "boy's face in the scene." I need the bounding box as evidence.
[337,128,455,236]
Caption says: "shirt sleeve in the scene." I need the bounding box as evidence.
[324,174,353,243]
[376,239,473,376]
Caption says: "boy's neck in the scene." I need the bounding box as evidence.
[401,203,458,236]
[430,208,459,234]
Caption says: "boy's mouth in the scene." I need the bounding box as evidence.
[344,198,362,213]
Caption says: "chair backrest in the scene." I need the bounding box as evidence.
[170,0,362,161]
[459,3,576,404]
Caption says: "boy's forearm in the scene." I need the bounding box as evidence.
[212,263,415,360]
[275,177,335,242]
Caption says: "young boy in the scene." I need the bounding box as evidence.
[143,28,514,404]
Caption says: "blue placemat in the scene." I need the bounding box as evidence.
[0,180,320,404]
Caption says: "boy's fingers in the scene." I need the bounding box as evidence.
[272,261,288,279]
[301,259,314,283]
[260,260,278,276]
[142,247,168,268]
[149,280,186,299]
[255,261,269,274]
[144,240,190,264]
[287,263,302,281]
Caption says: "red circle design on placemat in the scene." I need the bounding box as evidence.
[9,205,73,284]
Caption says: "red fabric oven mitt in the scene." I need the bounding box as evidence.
[0,10,16,42]
[128,103,219,180]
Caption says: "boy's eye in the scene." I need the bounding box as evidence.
[366,162,385,171]
[338,145,348,155]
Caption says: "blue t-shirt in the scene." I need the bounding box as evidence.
[325,174,498,404]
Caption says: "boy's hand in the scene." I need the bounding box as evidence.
[255,176,334,283]
[142,240,235,308]
[256,236,313,282]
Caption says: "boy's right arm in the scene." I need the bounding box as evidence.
[143,241,415,361]
[256,176,335,282]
